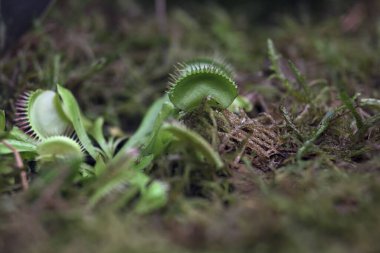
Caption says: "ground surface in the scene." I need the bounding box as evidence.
[1,1,380,253]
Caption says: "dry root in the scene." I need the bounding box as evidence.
[218,110,284,171]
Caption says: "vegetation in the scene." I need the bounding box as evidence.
[1,1,380,252]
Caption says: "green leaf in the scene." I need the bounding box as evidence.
[0,110,5,133]
[56,84,98,159]
[134,180,168,214]
[162,123,224,168]
[134,154,154,171]
[89,117,112,159]
[8,127,38,144]
[0,139,37,154]
[94,156,107,176]
[115,95,175,161]
[143,101,176,155]
[146,126,174,157]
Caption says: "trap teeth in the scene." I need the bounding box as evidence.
[37,135,84,161]
[168,58,238,111]
[14,90,74,140]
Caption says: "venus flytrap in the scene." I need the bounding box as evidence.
[0,88,84,161]
[168,58,238,111]
[1,84,169,213]
[0,132,38,154]
[161,58,264,169]
[116,57,243,151]
[37,136,83,162]
[88,117,115,160]
[0,57,246,212]
[56,85,99,159]
[95,58,241,207]
[116,58,240,169]
[15,90,73,139]
[178,57,235,77]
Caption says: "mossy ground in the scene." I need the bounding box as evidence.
[1,1,380,252]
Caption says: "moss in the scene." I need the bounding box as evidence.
[1,1,380,253]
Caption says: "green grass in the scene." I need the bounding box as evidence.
[1,1,380,253]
